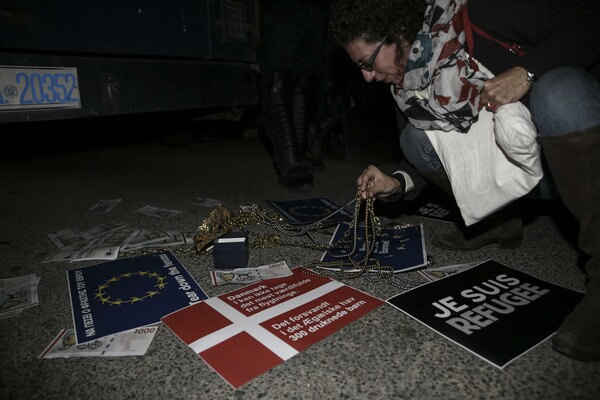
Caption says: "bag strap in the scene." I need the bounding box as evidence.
[462,4,526,57]
[461,5,479,71]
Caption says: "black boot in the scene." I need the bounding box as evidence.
[540,126,600,362]
[265,71,313,192]
[433,206,524,251]
[292,75,324,171]
[422,168,524,251]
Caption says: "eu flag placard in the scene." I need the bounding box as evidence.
[267,197,352,225]
[67,252,207,344]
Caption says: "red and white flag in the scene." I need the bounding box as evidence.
[162,268,384,388]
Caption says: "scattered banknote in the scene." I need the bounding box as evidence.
[42,244,86,263]
[89,199,122,214]
[70,227,139,262]
[43,223,136,263]
[0,308,23,319]
[418,262,481,282]
[44,221,194,263]
[120,230,194,253]
[119,230,174,252]
[70,229,138,262]
[39,325,159,358]
[191,197,224,207]
[134,205,182,219]
[80,221,129,239]
[0,274,40,318]
[47,228,88,248]
[211,261,293,286]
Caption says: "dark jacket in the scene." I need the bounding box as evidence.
[468,0,600,78]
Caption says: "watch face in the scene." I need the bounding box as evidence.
[526,71,536,87]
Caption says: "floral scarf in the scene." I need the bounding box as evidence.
[392,0,489,133]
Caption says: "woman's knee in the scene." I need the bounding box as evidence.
[531,67,600,136]
[532,68,595,110]
[399,126,417,154]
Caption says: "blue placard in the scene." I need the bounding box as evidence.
[267,197,353,225]
[67,252,207,344]
[319,223,427,273]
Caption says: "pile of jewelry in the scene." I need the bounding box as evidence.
[192,190,422,289]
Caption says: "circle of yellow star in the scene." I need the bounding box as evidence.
[94,271,167,305]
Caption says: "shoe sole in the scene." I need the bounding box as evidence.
[553,338,600,362]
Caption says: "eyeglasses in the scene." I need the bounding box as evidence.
[356,35,387,71]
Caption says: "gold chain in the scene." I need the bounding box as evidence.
[127,190,422,289]
[300,190,421,289]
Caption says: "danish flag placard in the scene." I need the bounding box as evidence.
[161,268,384,388]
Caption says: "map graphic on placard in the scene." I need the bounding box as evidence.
[387,260,584,368]
[319,223,427,273]
[162,268,384,389]
[267,197,352,225]
[67,252,207,344]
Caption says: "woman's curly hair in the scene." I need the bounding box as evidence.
[329,0,426,47]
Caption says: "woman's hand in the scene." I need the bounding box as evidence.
[481,66,531,108]
[356,165,401,199]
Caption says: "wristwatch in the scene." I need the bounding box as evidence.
[525,71,536,88]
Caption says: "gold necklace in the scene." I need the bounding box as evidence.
[127,190,423,289]
[300,191,421,289]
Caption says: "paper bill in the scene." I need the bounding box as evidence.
[120,230,174,252]
[47,228,88,248]
[0,308,22,319]
[39,325,159,358]
[70,245,121,262]
[70,228,139,262]
[120,230,192,252]
[86,227,139,248]
[211,261,293,286]
[162,231,193,246]
[0,274,39,316]
[44,225,139,263]
[418,262,480,282]
[191,197,224,207]
[42,244,86,263]
[89,199,122,214]
[80,222,130,239]
[134,205,182,219]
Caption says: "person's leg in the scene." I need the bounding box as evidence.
[532,67,600,361]
[399,123,442,173]
[400,123,452,193]
[531,67,600,137]
[292,3,326,168]
[258,1,314,192]
[264,70,313,189]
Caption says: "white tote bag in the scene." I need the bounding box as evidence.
[424,102,543,226]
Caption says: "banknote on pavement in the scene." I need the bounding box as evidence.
[39,325,159,358]
[211,261,293,286]
[0,274,39,317]
[134,205,182,219]
[89,199,122,214]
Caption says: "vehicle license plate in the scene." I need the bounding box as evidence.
[0,66,81,111]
